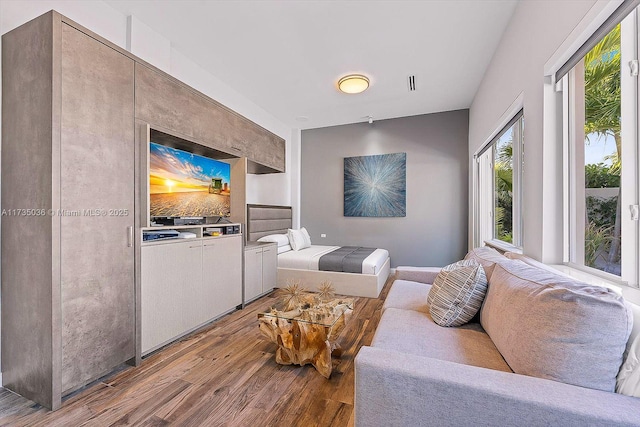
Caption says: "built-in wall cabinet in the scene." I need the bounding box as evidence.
[135,66,285,173]
[244,243,277,303]
[2,10,284,410]
[2,13,136,410]
[141,232,242,355]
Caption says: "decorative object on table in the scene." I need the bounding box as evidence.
[282,279,309,311]
[258,293,354,378]
[317,281,336,301]
[344,152,406,217]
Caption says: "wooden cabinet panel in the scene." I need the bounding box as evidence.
[244,243,277,302]
[202,235,242,317]
[59,24,135,393]
[135,64,236,155]
[244,247,263,302]
[262,245,277,292]
[135,64,285,172]
[243,123,285,172]
[141,234,241,355]
[1,11,59,409]
[141,241,202,354]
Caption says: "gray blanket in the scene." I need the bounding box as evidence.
[318,246,376,273]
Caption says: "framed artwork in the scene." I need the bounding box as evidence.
[344,152,406,217]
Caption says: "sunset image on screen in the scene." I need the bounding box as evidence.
[149,142,231,217]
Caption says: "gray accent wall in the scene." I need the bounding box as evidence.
[301,110,469,268]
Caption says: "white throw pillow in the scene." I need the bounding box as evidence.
[617,301,640,397]
[617,333,640,397]
[288,228,311,251]
[257,234,289,247]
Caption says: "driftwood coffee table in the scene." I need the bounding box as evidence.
[258,293,354,378]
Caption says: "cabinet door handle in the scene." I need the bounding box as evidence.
[127,226,133,247]
[189,245,201,249]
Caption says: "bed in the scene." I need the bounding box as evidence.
[246,204,390,298]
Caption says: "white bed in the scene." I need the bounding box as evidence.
[247,205,391,298]
[278,245,389,275]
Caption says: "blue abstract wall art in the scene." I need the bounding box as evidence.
[344,152,406,217]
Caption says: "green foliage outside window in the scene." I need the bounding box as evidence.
[495,139,513,244]
[583,24,621,274]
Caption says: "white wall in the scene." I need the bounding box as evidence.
[0,0,298,377]
[468,0,599,262]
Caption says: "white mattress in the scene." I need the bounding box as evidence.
[278,245,389,275]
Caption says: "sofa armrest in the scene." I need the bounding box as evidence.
[395,266,441,284]
[355,346,640,427]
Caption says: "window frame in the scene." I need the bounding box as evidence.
[561,9,640,287]
[473,110,525,251]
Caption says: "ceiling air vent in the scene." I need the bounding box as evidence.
[407,75,416,92]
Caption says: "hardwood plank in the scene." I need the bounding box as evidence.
[83,379,191,426]
[0,275,395,426]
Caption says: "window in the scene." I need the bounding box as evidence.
[561,6,639,285]
[475,111,524,249]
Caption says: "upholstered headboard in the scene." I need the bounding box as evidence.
[246,204,292,242]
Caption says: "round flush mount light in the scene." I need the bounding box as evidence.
[338,74,370,94]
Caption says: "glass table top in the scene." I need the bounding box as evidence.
[259,294,354,327]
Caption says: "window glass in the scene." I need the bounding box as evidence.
[571,24,623,275]
[475,113,524,248]
[494,125,514,243]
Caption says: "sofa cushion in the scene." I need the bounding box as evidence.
[503,252,567,276]
[481,260,633,392]
[395,266,441,284]
[464,246,507,280]
[372,308,512,373]
[427,259,488,327]
[383,279,431,314]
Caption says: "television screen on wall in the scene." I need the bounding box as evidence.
[149,142,231,218]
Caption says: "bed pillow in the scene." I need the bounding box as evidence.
[278,244,292,254]
[288,227,311,251]
[257,234,289,247]
[426,259,488,327]
[301,227,312,245]
[288,228,311,251]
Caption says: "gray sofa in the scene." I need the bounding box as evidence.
[355,249,640,426]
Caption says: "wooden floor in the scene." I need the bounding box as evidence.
[0,276,394,427]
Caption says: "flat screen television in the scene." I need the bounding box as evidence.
[149,142,231,219]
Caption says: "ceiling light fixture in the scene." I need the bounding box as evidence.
[338,74,370,94]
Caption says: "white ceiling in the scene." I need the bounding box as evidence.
[106,0,518,130]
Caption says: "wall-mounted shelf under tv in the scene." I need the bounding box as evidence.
[141,223,242,246]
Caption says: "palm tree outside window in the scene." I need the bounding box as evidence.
[564,7,639,285]
[475,111,524,249]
